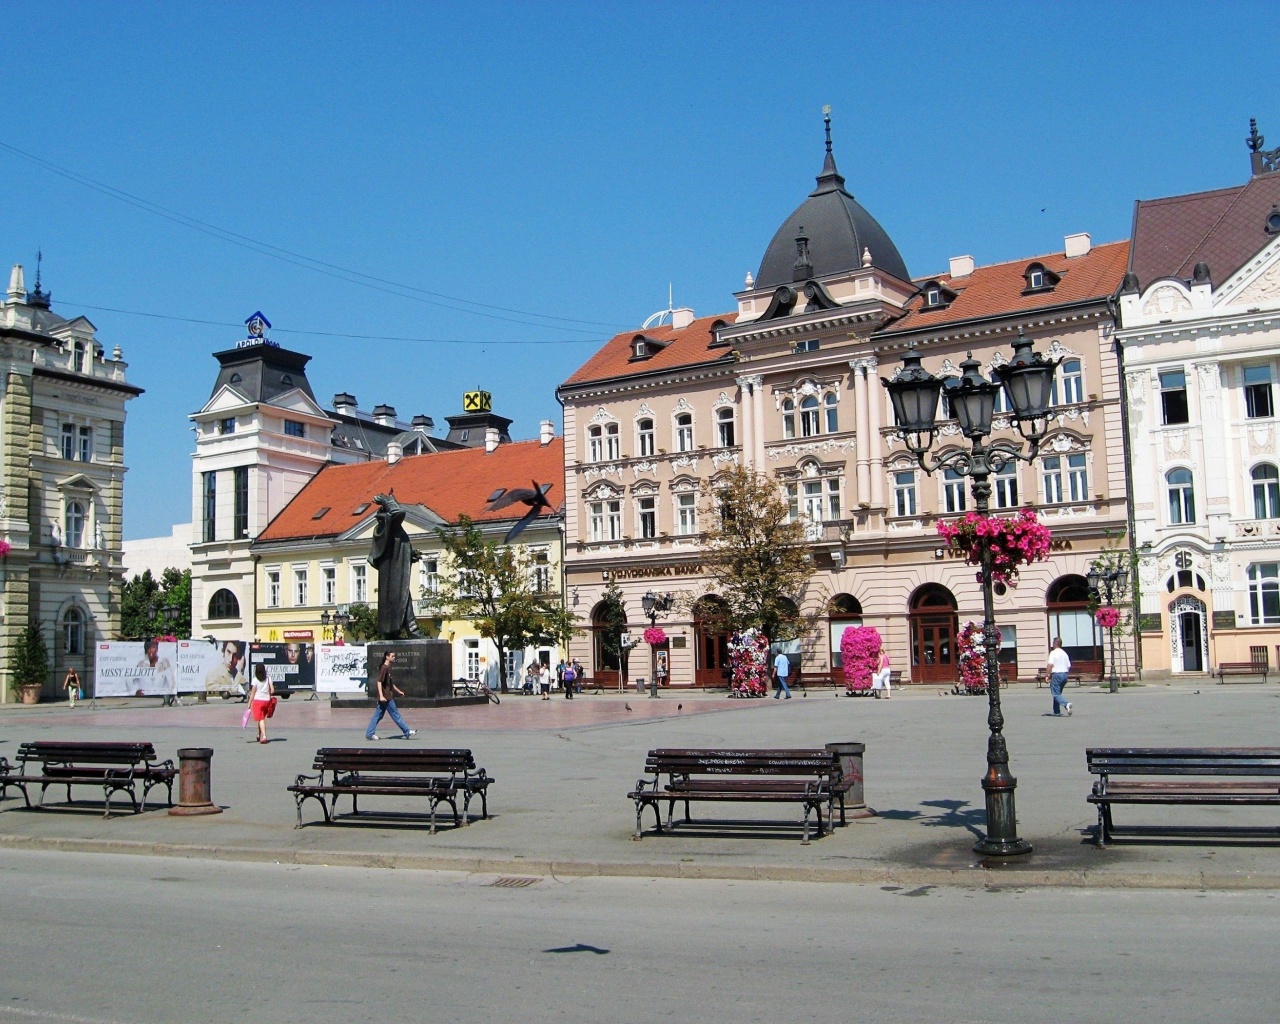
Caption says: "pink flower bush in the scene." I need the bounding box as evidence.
[642,626,668,646]
[840,626,881,693]
[1095,606,1120,629]
[937,508,1052,587]
[0,540,9,557]
[956,620,1000,694]
[727,629,769,697]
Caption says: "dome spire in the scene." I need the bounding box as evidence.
[813,105,846,196]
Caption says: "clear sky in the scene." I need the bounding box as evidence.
[2,2,1277,539]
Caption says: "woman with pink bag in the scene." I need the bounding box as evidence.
[246,663,275,744]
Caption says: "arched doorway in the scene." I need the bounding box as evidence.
[909,584,958,684]
[1047,575,1103,680]
[590,601,622,689]
[828,594,863,685]
[1170,594,1208,673]
[693,596,731,688]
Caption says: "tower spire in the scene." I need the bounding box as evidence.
[812,105,847,196]
[28,249,51,308]
[823,104,833,155]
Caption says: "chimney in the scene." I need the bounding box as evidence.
[332,392,357,410]
[411,414,433,432]
[539,419,555,445]
[371,404,397,427]
[1064,233,1091,258]
[386,440,402,465]
[484,427,500,453]
[948,255,975,278]
[671,307,695,330]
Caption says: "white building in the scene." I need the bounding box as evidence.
[122,522,192,582]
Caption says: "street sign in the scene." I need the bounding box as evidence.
[620,632,633,648]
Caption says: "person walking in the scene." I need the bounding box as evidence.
[63,667,81,708]
[562,659,575,699]
[366,651,417,740]
[248,663,275,744]
[539,660,552,700]
[772,649,792,699]
[1046,637,1072,717]
[872,648,892,698]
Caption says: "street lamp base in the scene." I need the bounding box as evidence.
[973,835,1033,858]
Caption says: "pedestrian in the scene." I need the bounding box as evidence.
[523,664,535,695]
[539,660,552,700]
[556,659,566,692]
[872,648,892,699]
[772,649,792,699]
[562,659,576,699]
[1046,637,1072,717]
[366,651,417,741]
[64,666,81,708]
[248,663,275,744]
[572,659,584,693]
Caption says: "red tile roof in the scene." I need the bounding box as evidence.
[881,240,1130,335]
[1130,174,1280,288]
[255,437,565,543]
[561,313,737,388]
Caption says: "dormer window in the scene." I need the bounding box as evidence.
[925,286,942,307]
[918,280,958,310]
[1022,262,1061,295]
[628,333,671,362]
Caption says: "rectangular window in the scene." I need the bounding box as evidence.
[1067,453,1088,502]
[202,471,217,542]
[785,483,799,522]
[1053,359,1084,405]
[802,480,824,523]
[284,420,306,438]
[1160,369,1189,425]
[588,427,603,463]
[78,426,92,462]
[294,568,308,607]
[266,569,281,608]
[943,469,967,514]
[638,496,656,538]
[1249,563,1280,625]
[465,639,481,681]
[233,466,249,539]
[637,419,655,457]
[322,566,336,605]
[676,493,697,535]
[893,471,917,517]
[531,550,551,593]
[827,478,841,520]
[605,424,620,460]
[717,410,735,448]
[793,338,819,353]
[588,502,605,542]
[351,563,368,604]
[421,558,439,597]
[61,423,75,460]
[606,500,622,540]
[1042,457,1064,504]
[993,464,1018,509]
[675,415,693,452]
[1245,365,1274,419]
[219,417,236,434]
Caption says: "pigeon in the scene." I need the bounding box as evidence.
[486,480,556,543]
[625,703,632,712]
[677,703,683,712]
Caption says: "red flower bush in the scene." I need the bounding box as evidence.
[840,626,881,693]
[1095,606,1120,629]
[727,629,769,697]
[937,508,1052,587]
[642,626,668,646]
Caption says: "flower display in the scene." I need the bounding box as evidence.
[936,508,1052,587]
[727,628,769,697]
[956,620,1000,695]
[642,626,668,646]
[0,540,9,557]
[840,626,882,693]
[1095,606,1120,629]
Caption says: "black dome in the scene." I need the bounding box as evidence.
[756,149,910,289]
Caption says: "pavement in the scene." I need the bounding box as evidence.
[3,677,1279,889]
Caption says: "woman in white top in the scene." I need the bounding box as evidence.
[539,661,552,700]
[249,663,275,744]
[872,649,892,698]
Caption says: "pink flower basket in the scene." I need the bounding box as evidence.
[937,508,1053,587]
[840,626,881,693]
[0,540,10,557]
[1095,606,1120,629]
[642,626,668,646]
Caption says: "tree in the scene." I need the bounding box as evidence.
[342,603,380,642]
[121,568,192,639]
[594,581,632,686]
[11,623,50,696]
[701,465,817,642]
[431,515,576,692]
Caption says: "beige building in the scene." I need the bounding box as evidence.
[559,130,1132,688]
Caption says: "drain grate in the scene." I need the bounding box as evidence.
[489,876,542,888]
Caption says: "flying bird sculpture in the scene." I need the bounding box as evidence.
[486,480,556,543]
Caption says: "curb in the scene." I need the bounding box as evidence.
[1,833,1275,890]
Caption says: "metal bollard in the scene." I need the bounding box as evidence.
[825,741,874,820]
[169,747,222,816]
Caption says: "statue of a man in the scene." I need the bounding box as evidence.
[368,492,422,639]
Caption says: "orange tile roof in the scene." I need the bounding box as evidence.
[255,437,565,543]
[880,240,1131,335]
[561,313,737,388]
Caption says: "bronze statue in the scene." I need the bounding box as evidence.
[369,492,422,639]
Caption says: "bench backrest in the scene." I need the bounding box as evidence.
[17,741,157,767]
[1087,747,1280,776]
[646,748,840,778]
[313,748,477,775]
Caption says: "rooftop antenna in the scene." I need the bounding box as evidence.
[642,283,676,329]
[823,104,833,154]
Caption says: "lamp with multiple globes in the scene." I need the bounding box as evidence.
[1087,565,1130,693]
[641,590,674,699]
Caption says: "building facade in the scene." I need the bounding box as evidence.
[1117,129,1280,673]
[0,264,141,700]
[559,131,1132,688]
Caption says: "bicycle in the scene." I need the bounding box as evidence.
[453,677,501,704]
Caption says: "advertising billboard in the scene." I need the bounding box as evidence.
[177,639,248,697]
[94,640,179,697]
[315,643,368,694]
[248,641,315,695]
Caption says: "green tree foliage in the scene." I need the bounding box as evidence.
[342,603,380,642]
[594,581,631,681]
[120,568,192,639]
[11,623,50,694]
[431,515,576,692]
[701,465,817,642]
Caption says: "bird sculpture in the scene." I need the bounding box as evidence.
[485,480,556,543]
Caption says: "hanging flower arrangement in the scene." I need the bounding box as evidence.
[937,508,1052,587]
[642,626,668,646]
[955,620,1000,695]
[840,626,881,694]
[0,540,9,557]
[1095,606,1120,629]
[727,628,769,697]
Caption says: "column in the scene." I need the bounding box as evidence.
[865,357,885,508]
[752,377,767,469]
[852,361,871,503]
[737,377,755,470]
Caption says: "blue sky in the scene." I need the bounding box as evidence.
[2,2,1277,539]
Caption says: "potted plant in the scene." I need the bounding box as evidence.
[11,623,49,705]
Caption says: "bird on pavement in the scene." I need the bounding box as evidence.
[677,703,683,712]
[485,481,556,543]
[625,703,632,712]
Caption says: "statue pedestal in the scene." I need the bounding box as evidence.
[330,638,487,708]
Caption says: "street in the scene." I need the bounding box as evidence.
[1,850,1276,1024]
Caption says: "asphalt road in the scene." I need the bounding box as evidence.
[1,851,1275,1024]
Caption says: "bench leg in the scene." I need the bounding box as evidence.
[802,804,812,845]
[633,800,644,840]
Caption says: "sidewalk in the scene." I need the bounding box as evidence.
[2,680,1278,888]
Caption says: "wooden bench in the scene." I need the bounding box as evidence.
[5,741,176,818]
[1214,661,1269,684]
[288,747,494,832]
[629,748,840,844]
[1086,747,1280,847]
[1035,668,1082,688]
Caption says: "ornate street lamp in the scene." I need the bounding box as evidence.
[320,607,352,642]
[1087,565,1130,693]
[641,589,674,699]
[881,335,1059,858]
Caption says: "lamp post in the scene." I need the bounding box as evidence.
[1087,566,1130,693]
[641,589,674,699]
[320,607,352,643]
[881,334,1059,858]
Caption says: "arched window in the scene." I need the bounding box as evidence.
[1047,576,1103,672]
[591,601,623,676]
[208,589,240,620]
[65,502,86,548]
[1053,359,1083,405]
[637,418,655,457]
[587,425,603,463]
[800,395,820,437]
[824,392,839,433]
[828,594,863,677]
[1167,468,1196,524]
[675,413,693,452]
[63,607,84,655]
[604,422,620,460]
[716,407,735,448]
[1252,464,1280,519]
[72,340,87,374]
[781,399,796,439]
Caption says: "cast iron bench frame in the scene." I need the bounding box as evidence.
[288,747,493,832]
[1086,746,1280,847]
[629,748,840,844]
[6,741,175,818]
[1214,661,1269,684]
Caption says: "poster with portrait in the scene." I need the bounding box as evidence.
[315,644,368,694]
[176,639,247,696]
[249,641,315,694]
[94,640,179,697]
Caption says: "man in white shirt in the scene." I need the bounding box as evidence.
[1045,637,1072,717]
[772,650,792,699]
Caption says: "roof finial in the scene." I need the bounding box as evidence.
[1248,118,1264,153]
[823,104,833,155]
[813,106,846,196]
[28,249,51,308]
